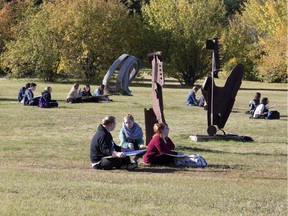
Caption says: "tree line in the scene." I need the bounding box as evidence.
[0,0,286,85]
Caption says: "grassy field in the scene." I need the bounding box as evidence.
[0,77,287,216]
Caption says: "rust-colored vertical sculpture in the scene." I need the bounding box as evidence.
[144,51,166,145]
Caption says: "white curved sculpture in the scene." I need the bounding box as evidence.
[102,54,140,95]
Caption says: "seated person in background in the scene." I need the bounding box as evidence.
[81,84,99,103]
[93,84,112,101]
[143,123,180,166]
[119,114,145,150]
[253,97,269,119]
[90,116,137,170]
[246,92,261,115]
[81,84,92,96]
[66,83,82,103]
[39,86,58,108]
[23,83,39,106]
[18,83,30,102]
[186,86,204,106]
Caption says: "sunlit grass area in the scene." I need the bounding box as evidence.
[0,77,287,215]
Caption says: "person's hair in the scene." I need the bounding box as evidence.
[25,83,31,88]
[262,97,269,104]
[192,86,199,92]
[45,86,52,92]
[255,92,261,99]
[153,123,166,136]
[85,85,90,90]
[102,116,116,126]
[124,114,134,122]
[73,83,79,89]
[31,83,37,87]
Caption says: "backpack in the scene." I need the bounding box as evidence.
[38,95,49,108]
[174,154,208,168]
[267,110,280,119]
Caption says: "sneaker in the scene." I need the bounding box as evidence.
[126,162,138,171]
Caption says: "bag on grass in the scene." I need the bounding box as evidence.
[174,154,207,168]
[267,111,280,119]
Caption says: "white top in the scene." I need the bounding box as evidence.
[253,104,265,118]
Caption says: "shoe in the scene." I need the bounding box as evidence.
[126,161,138,171]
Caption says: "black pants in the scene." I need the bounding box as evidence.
[94,156,131,170]
[49,100,58,108]
[153,154,175,165]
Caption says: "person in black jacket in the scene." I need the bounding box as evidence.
[90,116,137,170]
[23,83,39,106]
[39,86,58,108]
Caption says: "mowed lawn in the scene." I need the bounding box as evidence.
[0,77,287,216]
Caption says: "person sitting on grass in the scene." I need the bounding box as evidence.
[66,83,82,103]
[246,92,261,115]
[18,83,30,102]
[253,97,269,119]
[23,83,39,106]
[186,86,204,106]
[93,84,112,101]
[119,114,145,150]
[81,84,99,103]
[39,86,58,108]
[90,116,137,170]
[143,123,179,166]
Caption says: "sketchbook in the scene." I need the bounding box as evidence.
[104,149,147,158]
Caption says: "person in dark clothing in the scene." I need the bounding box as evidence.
[81,84,99,103]
[18,83,30,102]
[23,83,39,106]
[90,116,137,170]
[246,92,261,115]
[39,86,58,108]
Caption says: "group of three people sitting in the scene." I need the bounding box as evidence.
[18,83,58,108]
[66,83,111,103]
[90,114,186,170]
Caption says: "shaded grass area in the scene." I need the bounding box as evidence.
[0,78,287,215]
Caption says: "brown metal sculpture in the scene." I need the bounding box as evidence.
[203,38,244,136]
[144,51,166,145]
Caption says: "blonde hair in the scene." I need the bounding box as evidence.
[102,116,116,126]
[123,114,134,122]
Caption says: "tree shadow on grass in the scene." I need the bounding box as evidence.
[0,98,18,102]
[177,146,287,157]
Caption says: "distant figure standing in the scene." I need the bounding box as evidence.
[246,92,261,115]
[119,114,144,150]
[253,97,269,118]
[186,86,204,106]
[18,83,30,102]
[23,83,39,106]
[39,86,58,108]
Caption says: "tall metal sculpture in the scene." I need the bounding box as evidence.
[144,51,166,145]
[102,54,140,95]
[203,38,244,136]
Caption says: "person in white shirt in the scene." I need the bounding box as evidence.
[253,97,269,118]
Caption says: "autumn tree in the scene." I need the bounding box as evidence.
[142,0,227,86]
[240,0,287,82]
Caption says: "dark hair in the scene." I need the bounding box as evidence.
[31,83,37,87]
[262,97,269,104]
[102,116,115,126]
[25,83,31,88]
[153,123,166,135]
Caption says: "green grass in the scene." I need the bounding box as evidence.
[0,77,287,215]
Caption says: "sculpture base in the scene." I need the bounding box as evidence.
[190,134,253,142]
